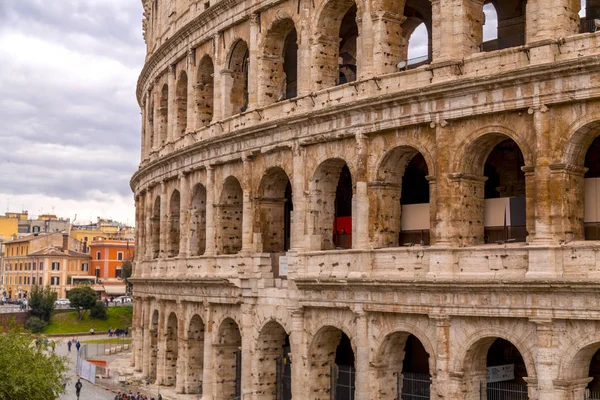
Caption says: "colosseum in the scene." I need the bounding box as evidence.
[130,0,600,398]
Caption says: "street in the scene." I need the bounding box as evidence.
[58,335,115,400]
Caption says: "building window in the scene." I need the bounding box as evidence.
[32,226,40,233]
[96,251,101,260]
[95,268,100,278]
[117,252,124,261]
[81,263,89,272]
[51,276,59,286]
[39,262,43,270]
[116,268,122,278]
[18,276,22,285]
[33,262,36,270]
[32,277,35,285]
[84,236,88,242]
[51,262,60,271]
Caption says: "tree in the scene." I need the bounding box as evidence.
[121,260,133,295]
[28,285,57,322]
[67,286,97,320]
[0,326,68,399]
[25,316,47,333]
[90,301,107,320]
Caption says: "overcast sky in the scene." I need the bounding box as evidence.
[0,1,144,225]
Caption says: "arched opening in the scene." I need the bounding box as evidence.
[196,55,214,127]
[479,0,526,52]
[168,190,181,257]
[215,318,242,399]
[226,40,249,116]
[581,0,600,33]
[401,0,432,69]
[483,139,527,243]
[584,136,600,239]
[376,333,431,400]
[587,348,600,397]
[255,321,291,400]
[256,168,293,259]
[152,197,161,259]
[176,71,188,137]
[309,327,355,399]
[148,91,155,150]
[482,3,499,42]
[190,184,207,256]
[312,0,358,90]
[465,337,529,399]
[164,312,179,387]
[309,159,353,250]
[261,19,298,104]
[217,176,243,255]
[149,310,159,381]
[373,147,430,248]
[337,5,358,85]
[159,84,168,146]
[186,315,205,394]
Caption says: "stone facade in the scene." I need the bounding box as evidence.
[131,0,600,398]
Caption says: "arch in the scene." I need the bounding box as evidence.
[149,309,159,380]
[189,183,207,256]
[152,196,161,259]
[195,55,214,128]
[400,0,433,69]
[168,189,181,258]
[308,325,356,399]
[482,2,499,42]
[159,84,168,146]
[215,317,242,399]
[260,18,298,105]
[560,119,600,167]
[256,167,293,253]
[175,71,188,137]
[217,176,243,254]
[309,158,354,250]
[312,0,359,89]
[254,320,291,399]
[225,39,249,117]
[186,314,205,394]
[164,312,179,387]
[479,0,526,52]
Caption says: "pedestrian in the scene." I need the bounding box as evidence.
[76,340,81,352]
[49,340,56,352]
[75,378,82,399]
[114,391,121,400]
[67,340,72,352]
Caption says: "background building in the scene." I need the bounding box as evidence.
[88,238,135,298]
[130,0,600,398]
[71,218,135,253]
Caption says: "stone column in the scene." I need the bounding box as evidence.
[526,0,580,44]
[370,10,404,76]
[429,316,462,398]
[179,172,191,258]
[141,100,147,161]
[167,64,177,142]
[353,133,369,250]
[145,188,155,262]
[204,166,217,256]
[132,297,144,371]
[212,34,224,122]
[549,163,587,242]
[160,182,169,259]
[296,13,311,97]
[529,319,557,399]
[241,156,255,253]
[247,14,260,109]
[240,304,254,399]
[353,310,370,400]
[219,69,234,118]
[152,87,160,151]
[202,306,214,400]
[290,143,307,251]
[156,301,167,385]
[289,308,307,400]
[175,302,187,393]
[142,300,152,377]
[186,49,197,133]
[355,4,371,80]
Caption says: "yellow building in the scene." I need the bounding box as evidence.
[0,212,23,242]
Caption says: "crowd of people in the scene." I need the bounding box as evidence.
[114,392,162,400]
[108,327,129,337]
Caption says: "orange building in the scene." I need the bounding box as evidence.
[88,238,134,298]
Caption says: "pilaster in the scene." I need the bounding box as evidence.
[291,143,307,251]
[353,310,370,400]
[248,13,260,109]
[167,64,177,142]
[160,181,168,259]
[204,166,217,256]
[186,49,197,133]
[179,172,191,258]
[241,156,255,253]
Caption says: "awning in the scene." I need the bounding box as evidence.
[102,285,126,296]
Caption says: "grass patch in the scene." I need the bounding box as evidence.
[80,338,132,344]
[44,306,133,334]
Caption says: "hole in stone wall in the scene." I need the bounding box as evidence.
[337,5,358,85]
[334,164,353,249]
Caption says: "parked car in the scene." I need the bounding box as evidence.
[113,296,132,304]
[54,298,70,307]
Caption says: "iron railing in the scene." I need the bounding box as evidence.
[276,352,292,400]
[398,372,431,399]
[331,364,356,400]
[585,389,600,400]
[480,35,525,52]
[483,381,528,400]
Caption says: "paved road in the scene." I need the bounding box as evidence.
[57,336,115,400]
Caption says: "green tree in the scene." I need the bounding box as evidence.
[28,285,57,322]
[67,286,97,320]
[25,316,47,333]
[121,260,133,295]
[90,301,107,320]
[0,326,69,399]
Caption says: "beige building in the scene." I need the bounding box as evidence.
[1,232,90,299]
[130,0,600,398]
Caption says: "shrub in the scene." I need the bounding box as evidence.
[90,301,107,320]
[25,316,47,333]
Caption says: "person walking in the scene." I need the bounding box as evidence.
[67,340,72,352]
[76,340,81,352]
[75,378,82,399]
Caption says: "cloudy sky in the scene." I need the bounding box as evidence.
[0,1,145,225]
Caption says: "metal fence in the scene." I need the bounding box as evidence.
[482,381,528,400]
[78,338,131,358]
[330,364,355,400]
[586,389,600,400]
[276,353,292,400]
[399,372,431,400]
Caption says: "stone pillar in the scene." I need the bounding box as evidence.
[175,302,187,393]
[241,157,255,253]
[353,133,369,250]
[167,64,177,142]
[240,304,254,399]
[219,69,234,118]
[248,14,260,109]
[156,301,167,385]
[145,188,155,262]
[152,88,160,151]
[204,166,217,256]
[291,143,307,251]
[179,172,191,258]
[202,307,214,400]
[355,4,371,80]
[296,13,311,97]
[528,319,557,400]
[354,311,370,400]
[526,0,580,44]
[160,182,169,259]
[142,301,152,377]
[548,163,587,242]
[186,49,197,133]
[429,316,462,398]
[370,10,405,76]
[212,34,224,122]
[289,308,307,400]
[133,297,144,371]
[141,101,147,161]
